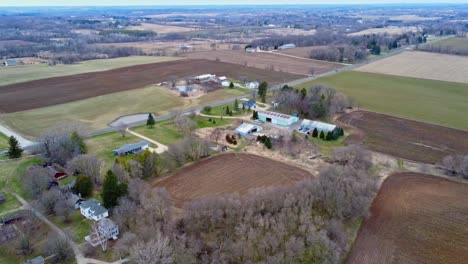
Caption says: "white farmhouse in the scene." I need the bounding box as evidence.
[80,199,108,221]
[246,81,259,89]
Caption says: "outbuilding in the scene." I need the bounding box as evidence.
[246,81,259,89]
[241,99,257,110]
[278,44,296,50]
[235,123,263,137]
[2,59,17,67]
[299,119,337,134]
[113,141,149,156]
[257,110,299,126]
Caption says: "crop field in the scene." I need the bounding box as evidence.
[421,36,468,55]
[298,71,468,131]
[276,46,326,59]
[347,26,417,36]
[153,153,313,206]
[338,111,468,163]
[127,23,198,33]
[0,56,180,86]
[0,59,300,114]
[354,51,468,84]
[182,50,342,75]
[348,173,468,264]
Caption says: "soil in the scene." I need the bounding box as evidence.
[337,110,468,164]
[153,153,314,207]
[347,172,468,264]
[0,59,301,113]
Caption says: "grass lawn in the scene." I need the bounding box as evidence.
[196,87,251,105]
[308,135,347,157]
[58,176,76,187]
[421,36,468,54]
[0,56,180,86]
[132,119,183,146]
[201,102,254,117]
[50,211,91,243]
[0,157,43,199]
[0,132,9,151]
[296,71,468,131]
[191,116,233,128]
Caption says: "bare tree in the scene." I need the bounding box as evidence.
[22,167,50,199]
[210,128,223,145]
[333,145,373,171]
[39,189,63,215]
[174,115,196,135]
[116,122,128,138]
[54,198,74,223]
[43,234,73,262]
[130,233,174,264]
[39,125,86,165]
[440,155,468,179]
[67,154,104,185]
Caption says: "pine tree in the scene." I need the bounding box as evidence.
[74,175,93,198]
[101,170,127,208]
[70,132,87,154]
[7,136,23,159]
[147,113,156,128]
[264,137,272,149]
[226,106,230,115]
[319,131,325,139]
[258,81,268,103]
[325,131,332,141]
[234,99,239,111]
[229,82,234,89]
[252,110,257,120]
[312,128,318,138]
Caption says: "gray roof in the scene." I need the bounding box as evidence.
[81,199,107,216]
[301,119,336,132]
[4,59,17,66]
[242,100,257,108]
[113,141,149,155]
[25,256,44,264]
[98,218,118,231]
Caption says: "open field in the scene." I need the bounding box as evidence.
[0,56,179,86]
[421,36,468,55]
[354,14,440,22]
[354,51,468,84]
[183,50,342,75]
[154,153,313,206]
[264,27,316,36]
[338,111,468,164]
[131,119,183,147]
[0,132,8,150]
[298,71,468,131]
[127,23,198,33]
[0,40,35,47]
[348,173,468,264]
[348,26,417,36]
[276,46,325,58]
[0,59,299,114]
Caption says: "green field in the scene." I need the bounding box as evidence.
[201,102,253,117]
[421,36,468,54]
[0,86,249,139]
[0,56,180,86]
[0,132,8,151]
[132,119,183,146]
[297,71,468,131]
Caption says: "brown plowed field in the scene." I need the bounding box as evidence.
[0,59,301,113]
[338,111,468,163]
[182,50,342,75]
[348,173,468,264]
[153,153,313,206]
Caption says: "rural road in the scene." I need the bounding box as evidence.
[0,123,35,148]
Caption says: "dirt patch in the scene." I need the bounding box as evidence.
[348,173,468,264]
[0,59,301,113]
[337,110,468,164]
[348,26,417,36]
[354,51,468,84]
[182,50,342,75]
[153,153,314,207]
[276,46,326,59]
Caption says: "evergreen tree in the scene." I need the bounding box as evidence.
[300,88,307,100]
[7,136,23,159]
[74,175,93,198]
[234,99,239,111]
[264,137,272,149]
[325,131,332,141]
[252,110,258,120]
[257,81,268,103]
[226,106,230,115]
[229,82,234,89]
[101,170,127,208]
[312,128,318,138]
[146,113,156,128]
[70,132,87,154]
[319,131,325,139]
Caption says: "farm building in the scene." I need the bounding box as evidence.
[113,141,149,156]
[278,44,296,50]
[2,59,17,67]
[235,123,263,137]
[257,110,299,126]
[221,81,230,87]
[299,119,337,134]
[46,164,67,179]
[194,74,216,82]
[246,81,259,89]
[176,85,196,93]
[80,199,108,221]
[24,256,44,264]
[241,99,257,109]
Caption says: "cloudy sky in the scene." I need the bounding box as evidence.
[1,0,467,6]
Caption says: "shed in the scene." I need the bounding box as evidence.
[246,81,259,89]
[113,141,149,156]
[46,164,67,179]
[299,119,337,134]
[2,59,17,67]
[176,85,195,93]
[24,256,44,264]
[80,199,108,221]
[221,81,230,87]
[241,99,257,110]
[257,110,299,126]
[194,74,215,81]
[278,44,296,50]
[235,123,263,137]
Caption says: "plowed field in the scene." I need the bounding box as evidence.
[348,173,468,264]
[153,153,313,206]
[338,111,468,163]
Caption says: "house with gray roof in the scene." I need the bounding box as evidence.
[2,59,17,67]
[80,199,108,221]
[113,141,149,156]
[24,256,44,264]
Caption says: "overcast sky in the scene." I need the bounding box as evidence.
[1,0,467,6]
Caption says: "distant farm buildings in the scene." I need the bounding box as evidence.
[113,141,149,156]
[246,81,259,89]
[257,110,299,126]
[278,44,296,50]
[194,74,216,82]
[2,59,17,67]
[235,123,263,137]
[176,85,196,93]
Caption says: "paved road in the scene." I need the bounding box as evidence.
[0,123,35,148]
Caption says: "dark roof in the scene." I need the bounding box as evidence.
[242,100,257,107]
[1,214,23,225]
[113,141,149,155]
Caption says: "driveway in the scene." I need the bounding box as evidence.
[0,123,36,148]
[126,129,168,154]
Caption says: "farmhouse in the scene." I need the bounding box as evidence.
[257,110,299,126]
[299,119,337,134]
[46,164,67,179]
[194,74,216,82]
[85,218,119,247]
[278,44,296,50]
[235,123,263,137]
[113,141,149,156]
[246,81,259,89]
[241,99,257,109]
[80,199,108,221]
[2,59,17,67]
